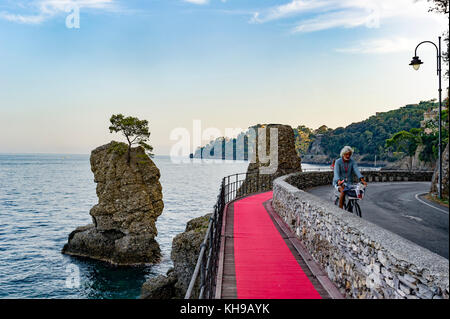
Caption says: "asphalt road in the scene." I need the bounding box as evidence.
[308,182,449,259]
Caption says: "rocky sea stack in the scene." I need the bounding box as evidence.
[62,141,164,265]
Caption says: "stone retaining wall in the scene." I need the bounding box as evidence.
[272,171,448,299]
[286,170,434,191]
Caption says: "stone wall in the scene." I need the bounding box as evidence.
[272,171,448,299]
[286,170,434,191]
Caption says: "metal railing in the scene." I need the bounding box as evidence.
[184,171,273,299]
[302,167,382,172]
[223,172,274,203]
[183,182,224,299]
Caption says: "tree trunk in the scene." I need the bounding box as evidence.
[127,145,131,165]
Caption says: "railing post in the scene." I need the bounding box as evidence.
[221,178,225,204]
[227,175,230,202]
[244,173,247,196]
[234,174,239,198]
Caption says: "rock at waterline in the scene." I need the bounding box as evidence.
[62,141,164,265]
[141,214,211,299]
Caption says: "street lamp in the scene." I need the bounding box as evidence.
[409,56,423,70]
[409,37,442,199]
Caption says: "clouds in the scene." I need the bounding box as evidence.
[0,11,47,24]
[183,0,210,4]
[1,0,445,56]
[251,0,441,34]
[183,0,227,4]
[335,37,419,54]
[0,0,230,24]
[291,9,381,33]
[0,0,116,24]
[250,0,446,54]
[250,0,329,24]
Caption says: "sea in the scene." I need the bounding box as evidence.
[0,154,332,299]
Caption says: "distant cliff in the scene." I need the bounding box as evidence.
[301,134,331,164]
[381,144,435,171]
[191,131,250,161]
[299,100,439,165]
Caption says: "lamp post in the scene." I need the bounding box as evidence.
[409,37,442,199]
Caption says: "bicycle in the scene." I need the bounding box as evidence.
[333,183,366,218]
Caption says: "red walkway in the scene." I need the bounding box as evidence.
[232,191,322,299]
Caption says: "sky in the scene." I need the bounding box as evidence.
[0,0,448,155]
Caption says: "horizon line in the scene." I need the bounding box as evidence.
[0,152,172,157]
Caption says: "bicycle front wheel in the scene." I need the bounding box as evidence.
[354,202,362,218]
[346,200,353,213]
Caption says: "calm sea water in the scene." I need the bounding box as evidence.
[0,154,329,299]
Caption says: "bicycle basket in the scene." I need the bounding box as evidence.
[345,184,365,199]
[346,189,357,198]
[355,183,366,199]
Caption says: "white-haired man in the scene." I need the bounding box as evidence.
[332,146,367,209]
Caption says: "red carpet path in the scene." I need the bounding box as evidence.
[233,191,322,299]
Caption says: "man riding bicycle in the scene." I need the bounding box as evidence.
[333,146,367,209]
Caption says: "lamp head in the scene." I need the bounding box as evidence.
[409,56,423,71]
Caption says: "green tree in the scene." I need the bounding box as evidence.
[109,114,154,164]
[386,130,421,170]
[419,104,449,161]
[295,125,313,155]
[318,100,438,161]
[314,125,330,135]
[419,131,439,163]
